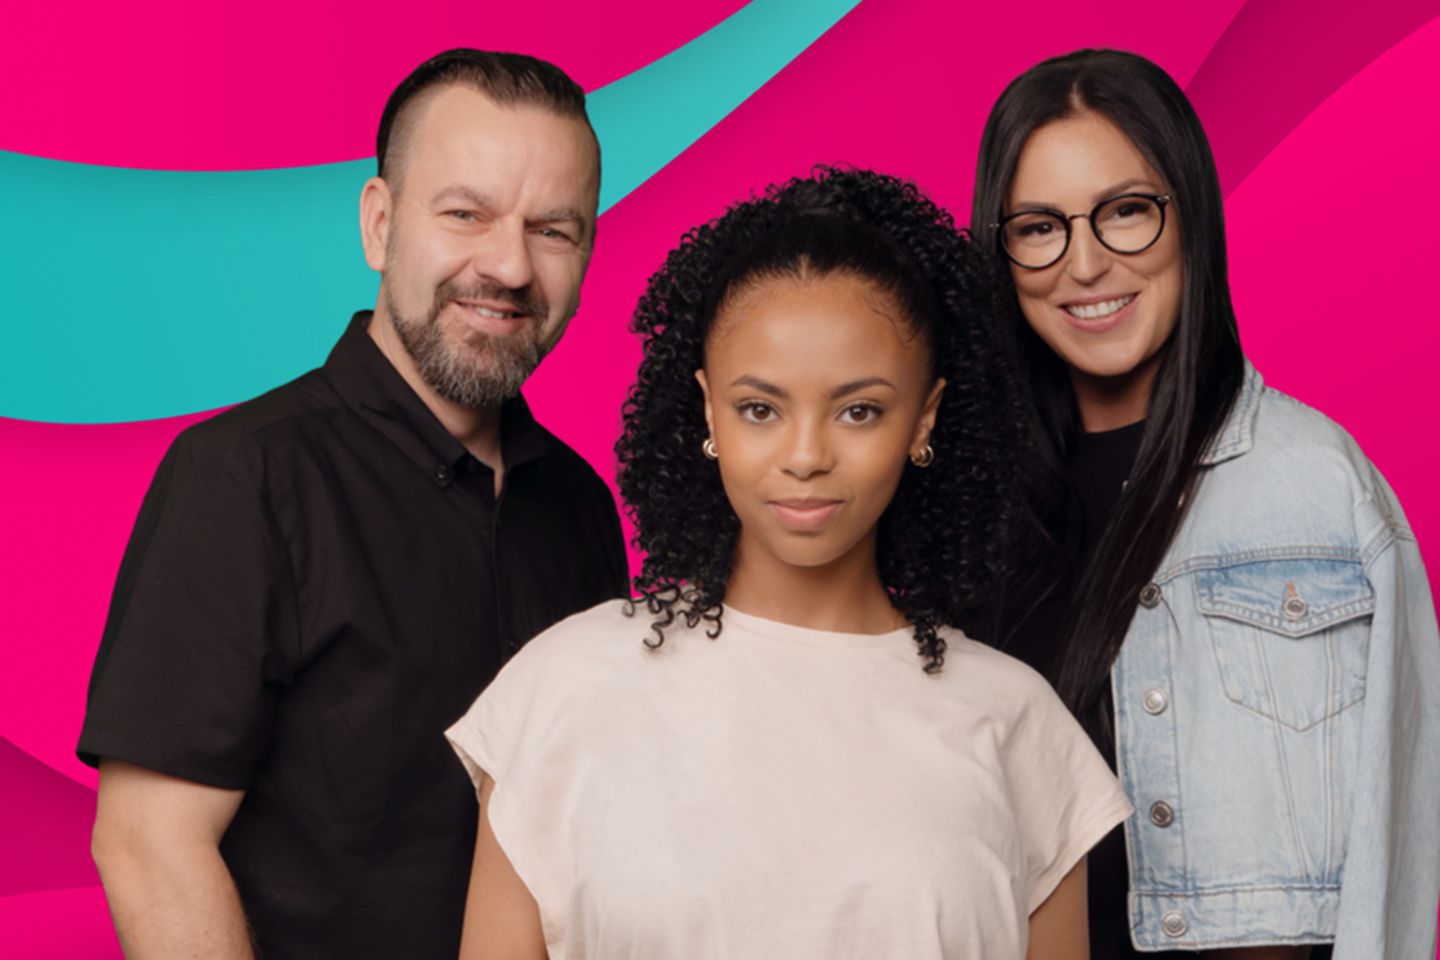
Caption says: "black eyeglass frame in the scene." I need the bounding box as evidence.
[991,192,1172,270]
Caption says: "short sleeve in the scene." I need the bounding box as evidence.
[77,429,299,788]
[445,634,578,947]
[1001,673,1133,913]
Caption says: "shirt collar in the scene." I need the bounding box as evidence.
[323,311,551,486]
[1199,359,1263,466]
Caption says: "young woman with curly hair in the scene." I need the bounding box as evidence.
[446,167,1131,959]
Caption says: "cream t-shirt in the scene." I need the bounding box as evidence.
[447,599,1131,959]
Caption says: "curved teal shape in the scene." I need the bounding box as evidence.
[0,0,859,425]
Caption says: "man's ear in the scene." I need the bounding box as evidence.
[359,176,394,273]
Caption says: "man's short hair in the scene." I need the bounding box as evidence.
[376,48,595,189]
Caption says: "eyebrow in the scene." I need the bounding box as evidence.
[430,186,591,237]
[728,375,895,399]
[828,376,895,399]
[1009,177,1165,213]
[432,184,494,209]
[531,207,591,237]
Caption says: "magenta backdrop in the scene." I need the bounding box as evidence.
[2,0,1438,955]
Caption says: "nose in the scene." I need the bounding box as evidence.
[1065,217,1112,284]
[476,218,536,291]
[781,419,834,480]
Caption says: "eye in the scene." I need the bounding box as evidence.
[736,401,778,423]
[1015,220,1055,238]
[535,225,580,245]
[446,210,477,222]
[839,403,883,425]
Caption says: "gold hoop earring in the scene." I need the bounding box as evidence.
[702,438,719,460]
[910,444,934,468]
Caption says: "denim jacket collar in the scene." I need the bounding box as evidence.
[1199,361,1264,467]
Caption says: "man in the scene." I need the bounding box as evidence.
[79,49,627,958]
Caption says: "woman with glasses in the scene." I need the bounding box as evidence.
[445,167,1132,959]
[970,48,1440,959]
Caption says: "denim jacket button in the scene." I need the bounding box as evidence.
[1161,910,1188,937]
[1142,688,1169,715]
[1149,801,1175,827]
[1139,583,1162,608]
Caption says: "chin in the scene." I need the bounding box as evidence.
[1056,341,1157,381]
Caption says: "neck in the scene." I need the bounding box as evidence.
[1069,352,1160,432]
[723,532,904,634]
[367,304,504,473]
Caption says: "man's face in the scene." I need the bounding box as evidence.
[370,85,600,408]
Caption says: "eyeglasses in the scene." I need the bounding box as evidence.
[992,193,1172,270]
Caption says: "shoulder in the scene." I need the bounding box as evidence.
[1246,383,1405,536]
[1175,375,1412,571]
[935,628,1068,727]
[1251,384,1371,468]
[492,598,651,689]
[168,369,341,471]
[1201,379,1381,512]
[529,425,617,503]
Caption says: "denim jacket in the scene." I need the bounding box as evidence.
[1113,362,1440,956]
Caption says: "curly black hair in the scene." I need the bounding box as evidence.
[615,166,1023,671]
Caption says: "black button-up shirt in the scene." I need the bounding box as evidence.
[78,312,628,958]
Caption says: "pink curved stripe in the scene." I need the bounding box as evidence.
[1225,14,1440,562]
[0,413,213,790]
[0,0,746,170]
[0,738,98,897]
[0,885,122,959]
[1187,0,1440,195]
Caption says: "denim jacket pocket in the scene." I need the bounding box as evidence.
[1194,557,1374,731]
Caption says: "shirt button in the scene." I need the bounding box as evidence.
[436,464,451,482]
[1161,910,1188,937]
[1283,596,1308,620]
[1142,688,1169,715]
[1138,583,1162,608]
[1149,801,1175,828]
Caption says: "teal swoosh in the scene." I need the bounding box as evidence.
[0,0,859,424]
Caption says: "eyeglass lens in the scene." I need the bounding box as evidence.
[1001,195,1164,269]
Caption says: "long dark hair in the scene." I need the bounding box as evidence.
[970,49,1245,730]
[616,167,1023,671]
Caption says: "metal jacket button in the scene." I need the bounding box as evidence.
[1142,688,1169,715]
[1139,583,1162,608]
[1149,801,1175,827]
[1282,580,1308,620]
[1161,911,1188,937]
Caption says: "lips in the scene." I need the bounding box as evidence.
[1062,293,1135,320]
[768,498,843,531]
[1057,292,1138,333]
[453,299,530,335]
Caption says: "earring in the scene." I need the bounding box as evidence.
[910,444,934,468]
[702,438,719,460]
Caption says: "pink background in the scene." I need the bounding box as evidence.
[2,0,1438,954]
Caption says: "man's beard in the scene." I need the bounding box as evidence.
[387,278,549,409]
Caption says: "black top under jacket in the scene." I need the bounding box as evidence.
[1002,420,1172,960]
[78,311,629,959]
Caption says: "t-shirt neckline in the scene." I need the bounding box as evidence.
[719,604,915,648]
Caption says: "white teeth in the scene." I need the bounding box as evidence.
[1064,295,1134,320]
[470,306,517,319]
